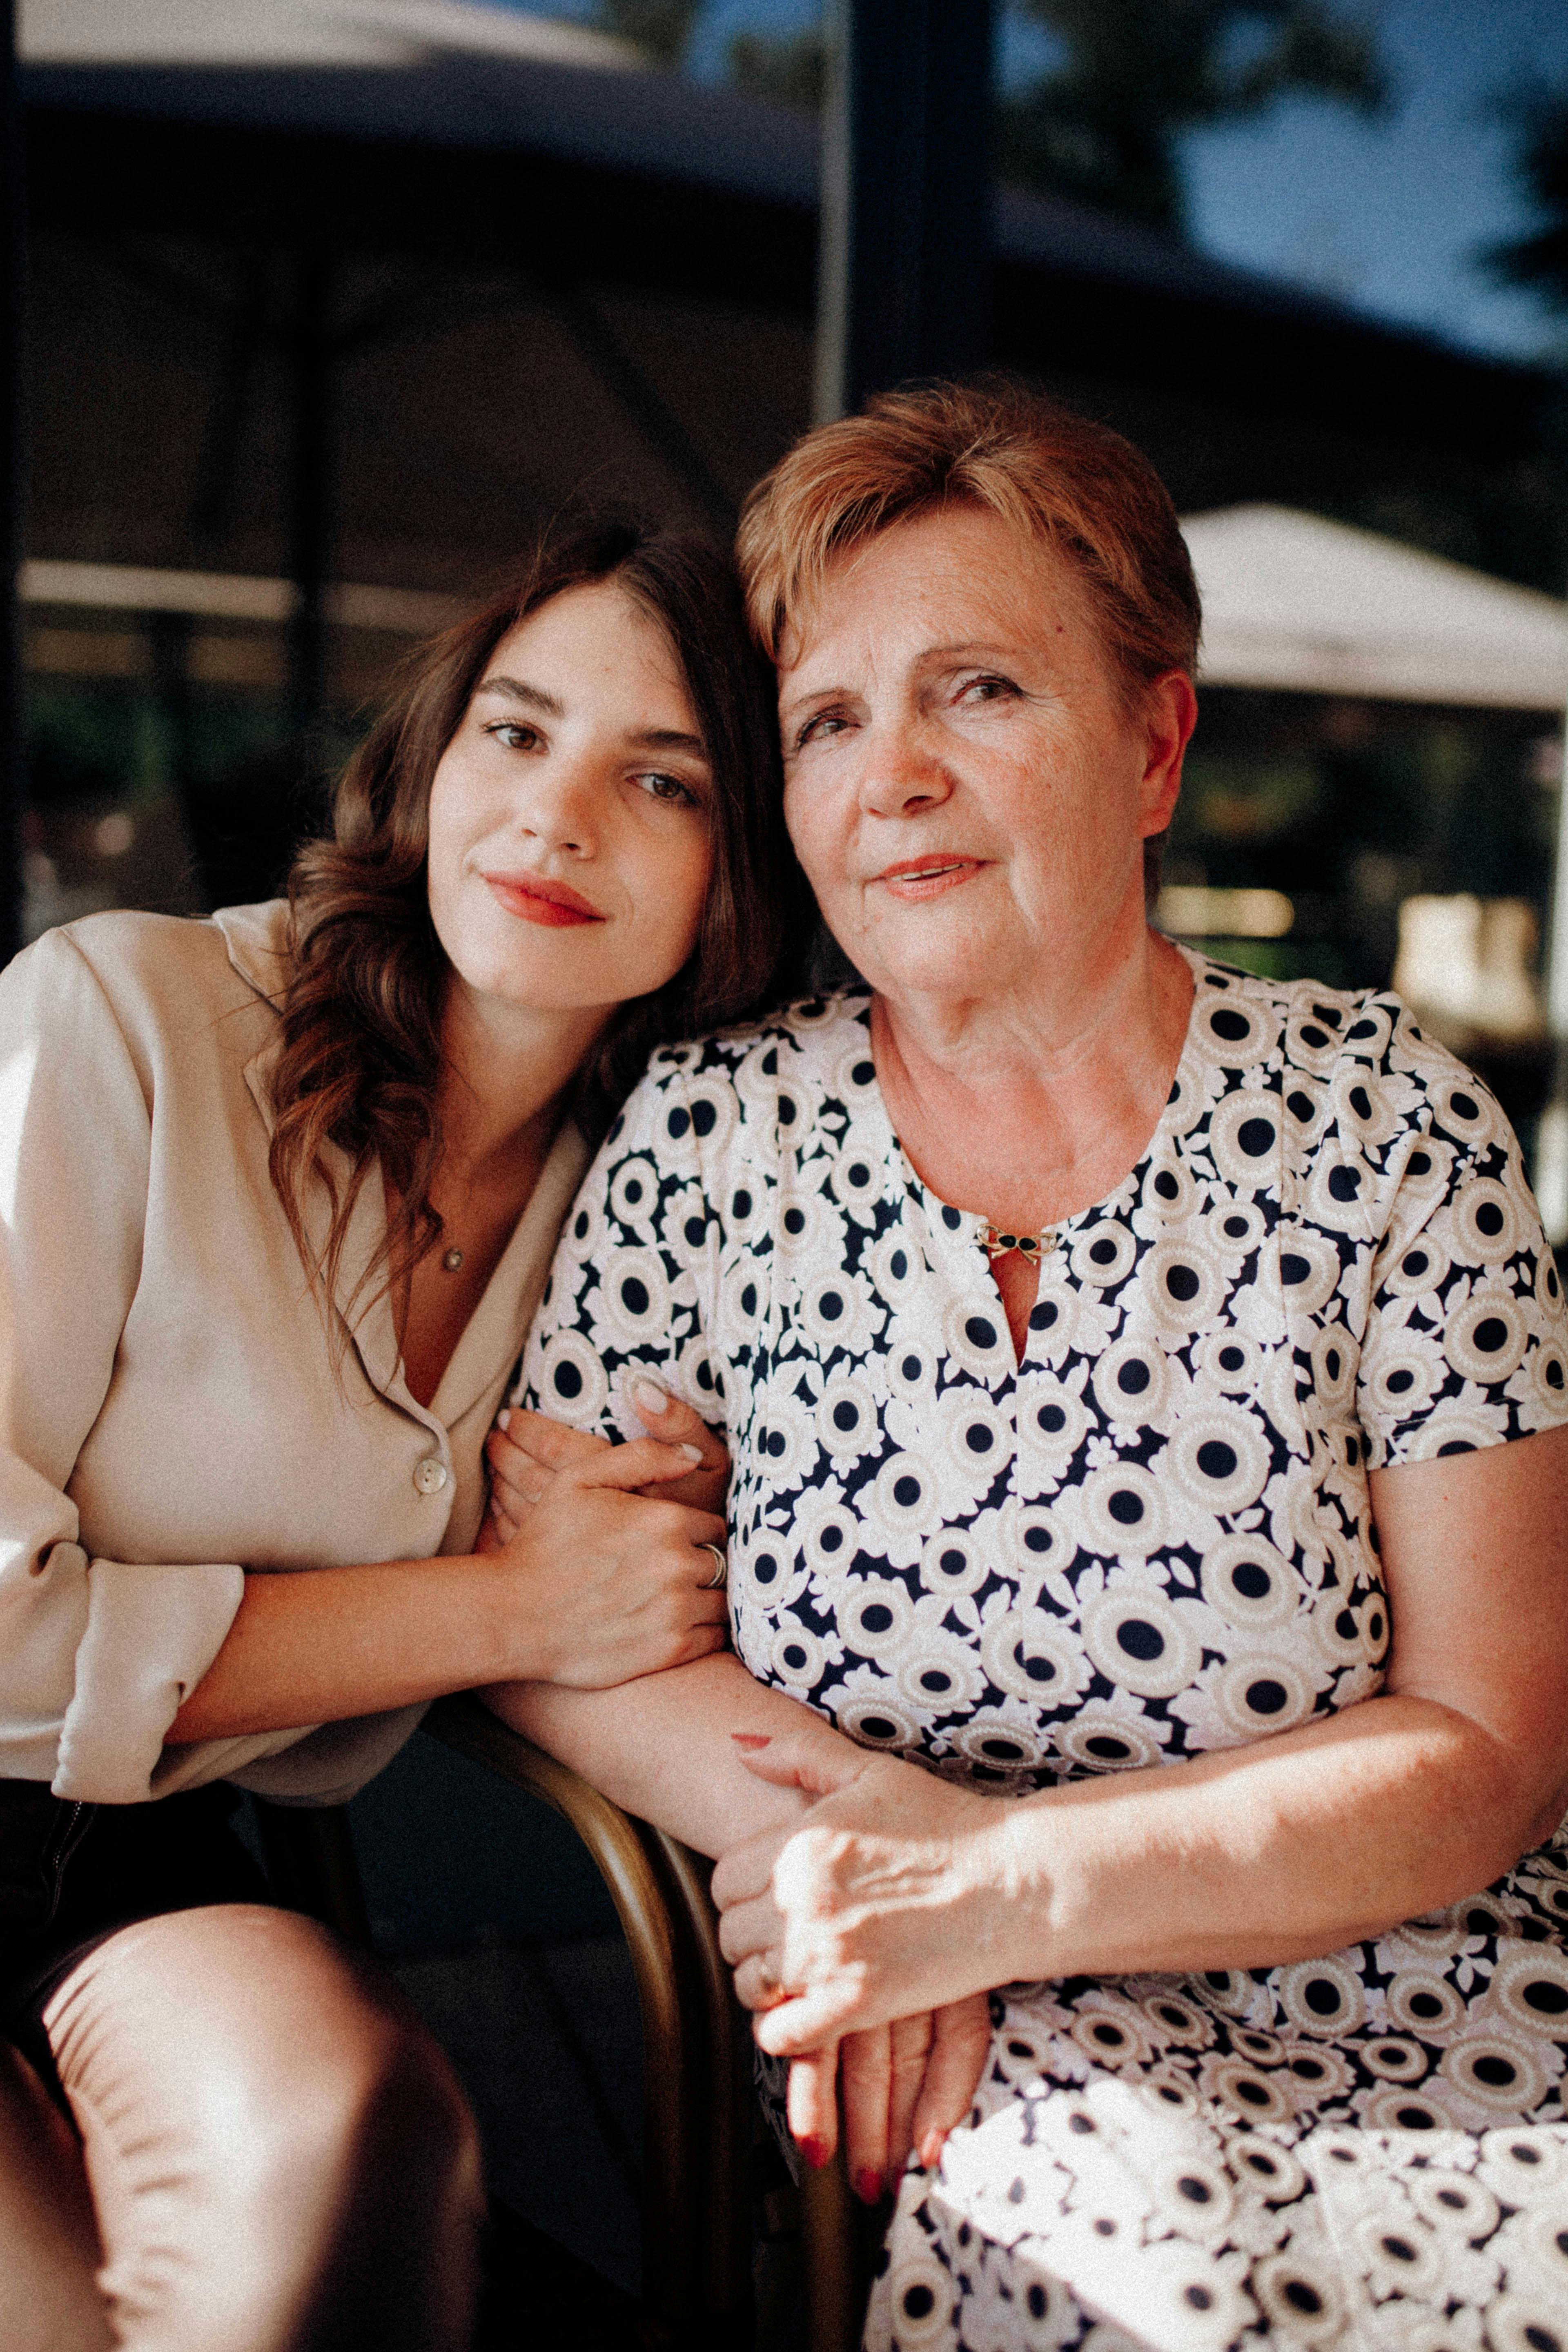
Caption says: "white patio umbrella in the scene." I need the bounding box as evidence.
[1177,505,1568,1234]
[1181,504,1568,710]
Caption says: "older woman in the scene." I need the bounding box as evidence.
[491,384,1568,2348]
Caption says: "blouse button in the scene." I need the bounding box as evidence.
[413,1457,449,1497]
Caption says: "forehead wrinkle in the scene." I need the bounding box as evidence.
[783,532,1102,710]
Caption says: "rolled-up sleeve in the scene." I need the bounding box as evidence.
[0,929,244,1802]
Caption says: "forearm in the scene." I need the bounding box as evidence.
[484,1655,857,1856]
[991,1693,1558,1982]
[169,1555,510,1743]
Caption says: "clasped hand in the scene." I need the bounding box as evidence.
[714,1734,1005,2187]
[714,1735,1014,2054]
[483,1392,997,2194]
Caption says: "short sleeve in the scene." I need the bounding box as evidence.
[515,1044,733,1440]
[1355,1027,1568,1468]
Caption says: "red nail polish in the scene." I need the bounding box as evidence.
[799,2135,829,2171]
[854,2167,882,2205]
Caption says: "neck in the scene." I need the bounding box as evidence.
[871,912,1194,1232]
[434,979,609,1185]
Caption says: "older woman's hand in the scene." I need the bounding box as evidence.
[714,1732,1016,2058]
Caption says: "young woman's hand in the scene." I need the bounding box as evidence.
[484,1435,730,1688]
[485,1384,729,1539]
[713,1734,1013,2053]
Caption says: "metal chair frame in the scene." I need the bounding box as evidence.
[254,1692,870,2351]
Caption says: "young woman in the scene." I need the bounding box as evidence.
[0,518,798,2352]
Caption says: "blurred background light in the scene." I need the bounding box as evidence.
[1157,885,1296,940]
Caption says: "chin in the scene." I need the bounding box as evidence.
[861,918,1004,994]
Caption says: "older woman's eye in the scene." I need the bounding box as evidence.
[635,771,699,807]
[795,709,851,749]
[957,673,1020,705]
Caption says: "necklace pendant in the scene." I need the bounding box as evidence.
[982,1224,1051,1265]
[441,1247,465,1273]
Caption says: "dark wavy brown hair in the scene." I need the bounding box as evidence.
[268,516,804,1310]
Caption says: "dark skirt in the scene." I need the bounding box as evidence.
[0,1777,270,2097]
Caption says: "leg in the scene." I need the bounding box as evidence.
[44,1904,483,2352]
[0,2037,113,2352]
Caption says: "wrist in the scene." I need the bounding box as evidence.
[968,1795,1055,1985]
[471,1539,551,1685]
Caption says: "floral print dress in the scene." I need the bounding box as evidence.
[518,951,1568,2350]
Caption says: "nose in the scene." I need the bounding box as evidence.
[515,751,599,858]
[857,717,952,820]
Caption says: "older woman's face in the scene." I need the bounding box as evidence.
[777,504,1191,1007]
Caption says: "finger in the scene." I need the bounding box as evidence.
[570,1436,708,1493]
[626,1376,730,1472]
[785,2047,839,2169]
[717,1889,785,1967]
[485,1437,546,1511]
[497,1407,610,1470]
[732,1951,794,2011]
[756,1987,861,2057]
[885,2011,933,2182]
[711,1827,794,1914]
[910,1993,993,2172]
[840,2026,891,2203]
[728,1731,868,1804]
[634,1468,729,1514]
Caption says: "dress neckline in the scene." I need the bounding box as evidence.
[845,944,1212,1270]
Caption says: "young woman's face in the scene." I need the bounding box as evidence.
[427,580,714,1019]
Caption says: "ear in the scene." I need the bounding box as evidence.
[1138,670,1198,839]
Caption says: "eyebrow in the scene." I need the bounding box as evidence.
[473,676,708,759]
[473,675,564,717]
[780,639,1021,710]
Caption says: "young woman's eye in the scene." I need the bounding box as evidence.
[635,771,699,807]
[485,720,539,751]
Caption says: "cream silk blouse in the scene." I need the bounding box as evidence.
[0,899,587,1807]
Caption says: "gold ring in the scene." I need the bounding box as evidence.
[699,1543,728,1590]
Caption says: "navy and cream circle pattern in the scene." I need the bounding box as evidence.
[520,951,1568,2348]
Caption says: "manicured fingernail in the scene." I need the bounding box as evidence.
[678,1442,704,1463]
[632,1377,669,1417]
[800,2136,829,2171]
[854,2168,882,2206]
[731,1733,770,1748]
[918,2129,946,2170]
[496,1408,511,1430]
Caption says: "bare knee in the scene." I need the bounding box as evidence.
[51,1906,482,2352]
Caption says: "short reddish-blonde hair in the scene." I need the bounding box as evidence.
[736,376,1201,696]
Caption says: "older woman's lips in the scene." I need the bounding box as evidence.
[875,855,984,902]
[485,873,605,927]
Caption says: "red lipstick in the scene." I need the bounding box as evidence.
[484,872,605,928]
